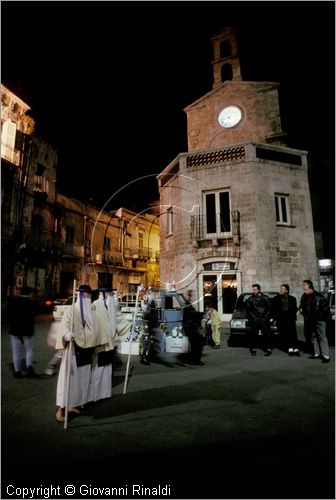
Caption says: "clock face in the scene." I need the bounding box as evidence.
[218,105,242,128]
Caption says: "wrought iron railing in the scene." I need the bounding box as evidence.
[190,211,240,242]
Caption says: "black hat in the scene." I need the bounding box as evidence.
[76,284,92,294]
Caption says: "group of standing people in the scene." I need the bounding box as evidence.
[55,284,129,423]
[8,278,331,418]
[246,280,331,363]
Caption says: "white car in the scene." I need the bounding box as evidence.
[52,296,74,322]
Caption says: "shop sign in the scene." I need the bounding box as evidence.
[212,262,230,271]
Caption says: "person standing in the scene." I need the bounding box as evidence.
[182,290,205,365]
[208,304,221,349]
[299,280,331,363]
[272,284,300,356]
[204,308,214,346]
[9,286,40,378]
[55,284,109,423]
[92,285,129,400]
[91,285,117,401]
[246,284,272,356]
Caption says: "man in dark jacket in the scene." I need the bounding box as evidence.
[246,284,272,356]
[9,286,40,378]
[299,280,331,363]
[272,284,299,356]
[182,290,205,365]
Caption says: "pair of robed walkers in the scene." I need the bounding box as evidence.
[55,284,129,423]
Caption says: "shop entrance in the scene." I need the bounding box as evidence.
[201,272,239,319]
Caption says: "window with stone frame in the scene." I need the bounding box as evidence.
[204,190,231,237]
[167,207,173,235]
[275,194,290,225]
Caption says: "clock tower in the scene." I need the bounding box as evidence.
[158,27,318,317]
[185,27,286,151]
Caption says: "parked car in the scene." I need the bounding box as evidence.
[229,292,279,335]
[324,289,335,320]
[324,289,335,346]
[52,296,74,321]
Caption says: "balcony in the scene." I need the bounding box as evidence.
[102,251,123,266]
[124,246,152,260]
[62,242,83,259]
[1,145,21,166]
[33,176,49,200]
[16,233,64,263]
[191,211,240,245]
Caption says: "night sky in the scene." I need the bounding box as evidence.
[1,1,335,252]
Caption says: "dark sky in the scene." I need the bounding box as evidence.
[2,1,335,247]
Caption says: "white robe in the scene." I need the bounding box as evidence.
[91,297,115,402]
[55,302,108,409]
[91,297,130,402]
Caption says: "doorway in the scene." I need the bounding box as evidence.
[200,271,239,319]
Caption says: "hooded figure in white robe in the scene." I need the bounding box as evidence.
[92,286,130,401]
[55,285,108,422]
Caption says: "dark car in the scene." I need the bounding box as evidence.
[324,289,335,346]
[229,292,279,335]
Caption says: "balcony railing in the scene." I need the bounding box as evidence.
[103,251,123,266]
[191,211,240,242]
[33,175,49,194]
[124,246,152,260]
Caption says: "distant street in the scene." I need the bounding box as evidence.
[1,315,335,500]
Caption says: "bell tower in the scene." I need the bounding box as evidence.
[211,27,242,89]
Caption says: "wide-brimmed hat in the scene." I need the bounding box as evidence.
[76,284,93,294]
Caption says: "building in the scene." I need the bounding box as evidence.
[157,28,319,319]
[1,84,160,304]
[1,84,59,300]
[55,196,160,298]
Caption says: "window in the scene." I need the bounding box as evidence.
[139,233,144,249]
[220,41,231,58]
[66,226,74,244]
[204,190,231,236]
[167,207,173,235]
[275,194,290,225]
[103,236,111,250]
[35,163,45,176]
[1,120,16,149]
[85,239,91,256]
[221,63,233,82]
[31,215,43,241]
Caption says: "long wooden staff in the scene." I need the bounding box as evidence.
[123,284,140,394]
[64,278,76,429]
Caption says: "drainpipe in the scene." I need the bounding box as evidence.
[83,215,87,279]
